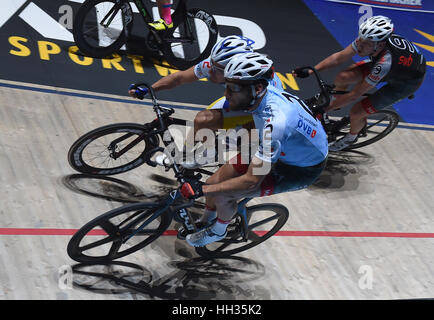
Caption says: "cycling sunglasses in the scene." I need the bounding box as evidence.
[224,82,247,92]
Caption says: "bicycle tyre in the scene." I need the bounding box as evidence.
[162,8,218,70]
[195,203,289,259]
[73,0,133,58]
[346,110,400,150]
[67,202,172,263]
[68,123,159,176]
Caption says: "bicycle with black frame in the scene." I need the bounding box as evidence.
[73,0,218,70]
[294,66,401,150]
[66,83,289,263]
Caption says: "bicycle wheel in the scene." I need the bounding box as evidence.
[68,123,159,175]
[67,202,172,263]
[162,8,218,70]
[73,0,133,58]
[195,204,289,259]
[332,110,400,150]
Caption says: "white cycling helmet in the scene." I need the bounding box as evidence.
[224,52,274,108]
[210,35,255,66]
[359,15,394,41]
[224,52,273,82]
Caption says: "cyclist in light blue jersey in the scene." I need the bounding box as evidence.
[129,35,283,168]
[180,52,328,247]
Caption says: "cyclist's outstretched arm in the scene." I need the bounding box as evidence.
[314,44,356,73]
[152,65,199,91]
[129,65,199,98]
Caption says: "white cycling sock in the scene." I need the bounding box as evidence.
[199,206,217,224]
[345,133,358,141]
[210,218,230,235]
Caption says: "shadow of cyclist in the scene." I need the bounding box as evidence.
[70,255,269,300]
[309,149,375,191]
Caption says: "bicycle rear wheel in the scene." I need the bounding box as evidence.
[347,110,399,150]
[68,123,159,175]
[67,202,172,263]
[195,204,289,259]
[73,0,133,58]
[162,8,218,70]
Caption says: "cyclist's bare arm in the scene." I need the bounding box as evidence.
[151,65,199,91]
[129,65,199,97]
[314,43,356,72]
[203,156,268,197]
[292,44,356,77]
[325,78,374,111]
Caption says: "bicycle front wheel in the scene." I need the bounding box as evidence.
[67,202,172,263]
[162,8,218,70]
[73,0,133,58]
[68,123,159,175]
[347,110,400,150]
[195,204,289,259]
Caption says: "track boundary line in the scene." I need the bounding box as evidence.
[1,79,434,131]
[1,228,434,238]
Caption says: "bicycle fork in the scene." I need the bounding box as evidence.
[237,198,252,241]
[123,189,196,243]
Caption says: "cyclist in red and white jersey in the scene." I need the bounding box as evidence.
[293,15,426,151]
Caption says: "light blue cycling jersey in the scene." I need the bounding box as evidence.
[252,86,328,167]
[194,58,284,90]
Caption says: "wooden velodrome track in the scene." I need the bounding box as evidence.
[1,79,433,300]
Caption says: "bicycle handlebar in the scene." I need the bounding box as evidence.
[293,66,331,111]
[129,82,203,193]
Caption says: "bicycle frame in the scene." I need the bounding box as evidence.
[124,191,253,244]
[101,0,190,41]
[124,188,196,242]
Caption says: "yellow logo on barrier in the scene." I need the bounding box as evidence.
[413,29,434,68]
[7,35,301,91]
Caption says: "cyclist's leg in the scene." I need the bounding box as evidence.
[351,76,424,133]
[210,155,327,221]
[148,0,173,30]
[203,158,245,219]
[186,155,326,246]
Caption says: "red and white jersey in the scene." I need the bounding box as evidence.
[352,33,426,85]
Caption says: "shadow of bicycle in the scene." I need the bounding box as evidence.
[59,173,189,202]
[310,150,376,191]
[60,173,207,217]
[70,255,269,300]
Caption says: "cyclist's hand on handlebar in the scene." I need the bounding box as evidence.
[292,67,311,78]
[181,180,204,199]
[128,83,149,100]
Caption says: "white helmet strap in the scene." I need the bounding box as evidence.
[249,84,266,106]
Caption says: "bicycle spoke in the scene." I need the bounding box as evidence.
[195,204,288,259]
[248,213,280,229]
[366,117,388,129]
[99,220,119,236]
[79,234,115,252]
[247,231,262,242]
[108,239,123,258]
